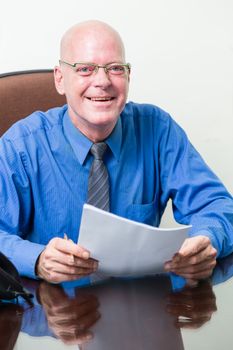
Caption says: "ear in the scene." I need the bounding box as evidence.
[127,67,131,83]
[128,71,130,83]
[54,65,65,95]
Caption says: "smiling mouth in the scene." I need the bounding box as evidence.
[86,97,114,101]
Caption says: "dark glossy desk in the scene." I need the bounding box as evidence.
[1,253,233,350]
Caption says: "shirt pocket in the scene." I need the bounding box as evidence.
[126,197,158,226]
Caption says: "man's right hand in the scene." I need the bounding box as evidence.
[36,237,98,283]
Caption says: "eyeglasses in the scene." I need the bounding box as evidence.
[59,60,131,77]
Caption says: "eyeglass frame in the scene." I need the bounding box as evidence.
[59,59,131,76]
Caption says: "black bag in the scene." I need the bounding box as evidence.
[0,252,33,303]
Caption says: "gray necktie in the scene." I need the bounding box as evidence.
[87,142,110,211]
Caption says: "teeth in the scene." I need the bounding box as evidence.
[90,97,112,101]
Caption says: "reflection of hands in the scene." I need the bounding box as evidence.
[165,236,217,283]
[36,237,98,283]
[38,282,100,345]
[166,280,217,329]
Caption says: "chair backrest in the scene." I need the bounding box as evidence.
[0,70,66,136]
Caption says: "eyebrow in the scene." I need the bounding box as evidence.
[72,61,126,65]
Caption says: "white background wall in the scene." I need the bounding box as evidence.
[0,0,232,193]
[1,2,233,349]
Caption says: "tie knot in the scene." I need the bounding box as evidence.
[90,142,107,160]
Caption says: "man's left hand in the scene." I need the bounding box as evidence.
[164,236,217,281]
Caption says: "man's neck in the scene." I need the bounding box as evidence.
[69,112,116,142]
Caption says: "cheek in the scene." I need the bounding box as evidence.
[118,81,129,100]
[65,77,89,97]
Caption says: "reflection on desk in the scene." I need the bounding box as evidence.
[1,252,233,350]
[0,303,23,350]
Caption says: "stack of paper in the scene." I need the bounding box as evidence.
[78,204,191,277]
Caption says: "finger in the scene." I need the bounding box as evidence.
[164,266,215,280]
[38,283,68,306]
[167,305,215,319]
[40,268,96,283]
[165,247,217,276]
[51,310,101,333]
[56,333,93,346]
[166,293,217,313]
[173,245,217,268]
[73,257,99,269]
[170,265,215,279]
[40,258,97,276]
[50,238,90,260]
[47,295,99,319]
[167,289,216,307]
[164,257,211,272]
[46,247,98,269]
[51,262,97,276]
[56,330,93,345]
[41,247,77,266]
[175,316,211,329]
[164,258,215,274]
[170,257,216,275]
[178,236,213,258]
[37,251,98,282]
[73,309,101,331]
[39,246,98,270]
[50,310,100,343]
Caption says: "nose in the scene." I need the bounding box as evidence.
[92,66,111,89]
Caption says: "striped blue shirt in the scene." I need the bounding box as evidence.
[0,102,233,278]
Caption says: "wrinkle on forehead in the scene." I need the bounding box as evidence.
[60,20,125,61]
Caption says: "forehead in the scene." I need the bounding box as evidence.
[64,28,125,62]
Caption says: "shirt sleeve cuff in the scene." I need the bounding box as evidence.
[14,241,45,279]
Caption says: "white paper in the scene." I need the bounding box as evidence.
[78,204,191,277]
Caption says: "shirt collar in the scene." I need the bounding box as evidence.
[105,116,122,162]
[63,110,122,165]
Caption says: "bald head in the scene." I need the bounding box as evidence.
[55,20,130,142]
[60,20,126,62]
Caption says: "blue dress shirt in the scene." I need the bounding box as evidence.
[0,102,233,278]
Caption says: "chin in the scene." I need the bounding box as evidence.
[89,114,118,127]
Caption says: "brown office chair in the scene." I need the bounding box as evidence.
[0,70,66,136]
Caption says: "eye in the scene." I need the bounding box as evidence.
[108,65,125,74]
[76,65,96,75]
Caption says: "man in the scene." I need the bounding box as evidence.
[0,20,233,284]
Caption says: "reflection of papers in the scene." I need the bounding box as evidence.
[83,277,184,350]
[78,204,191,277]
